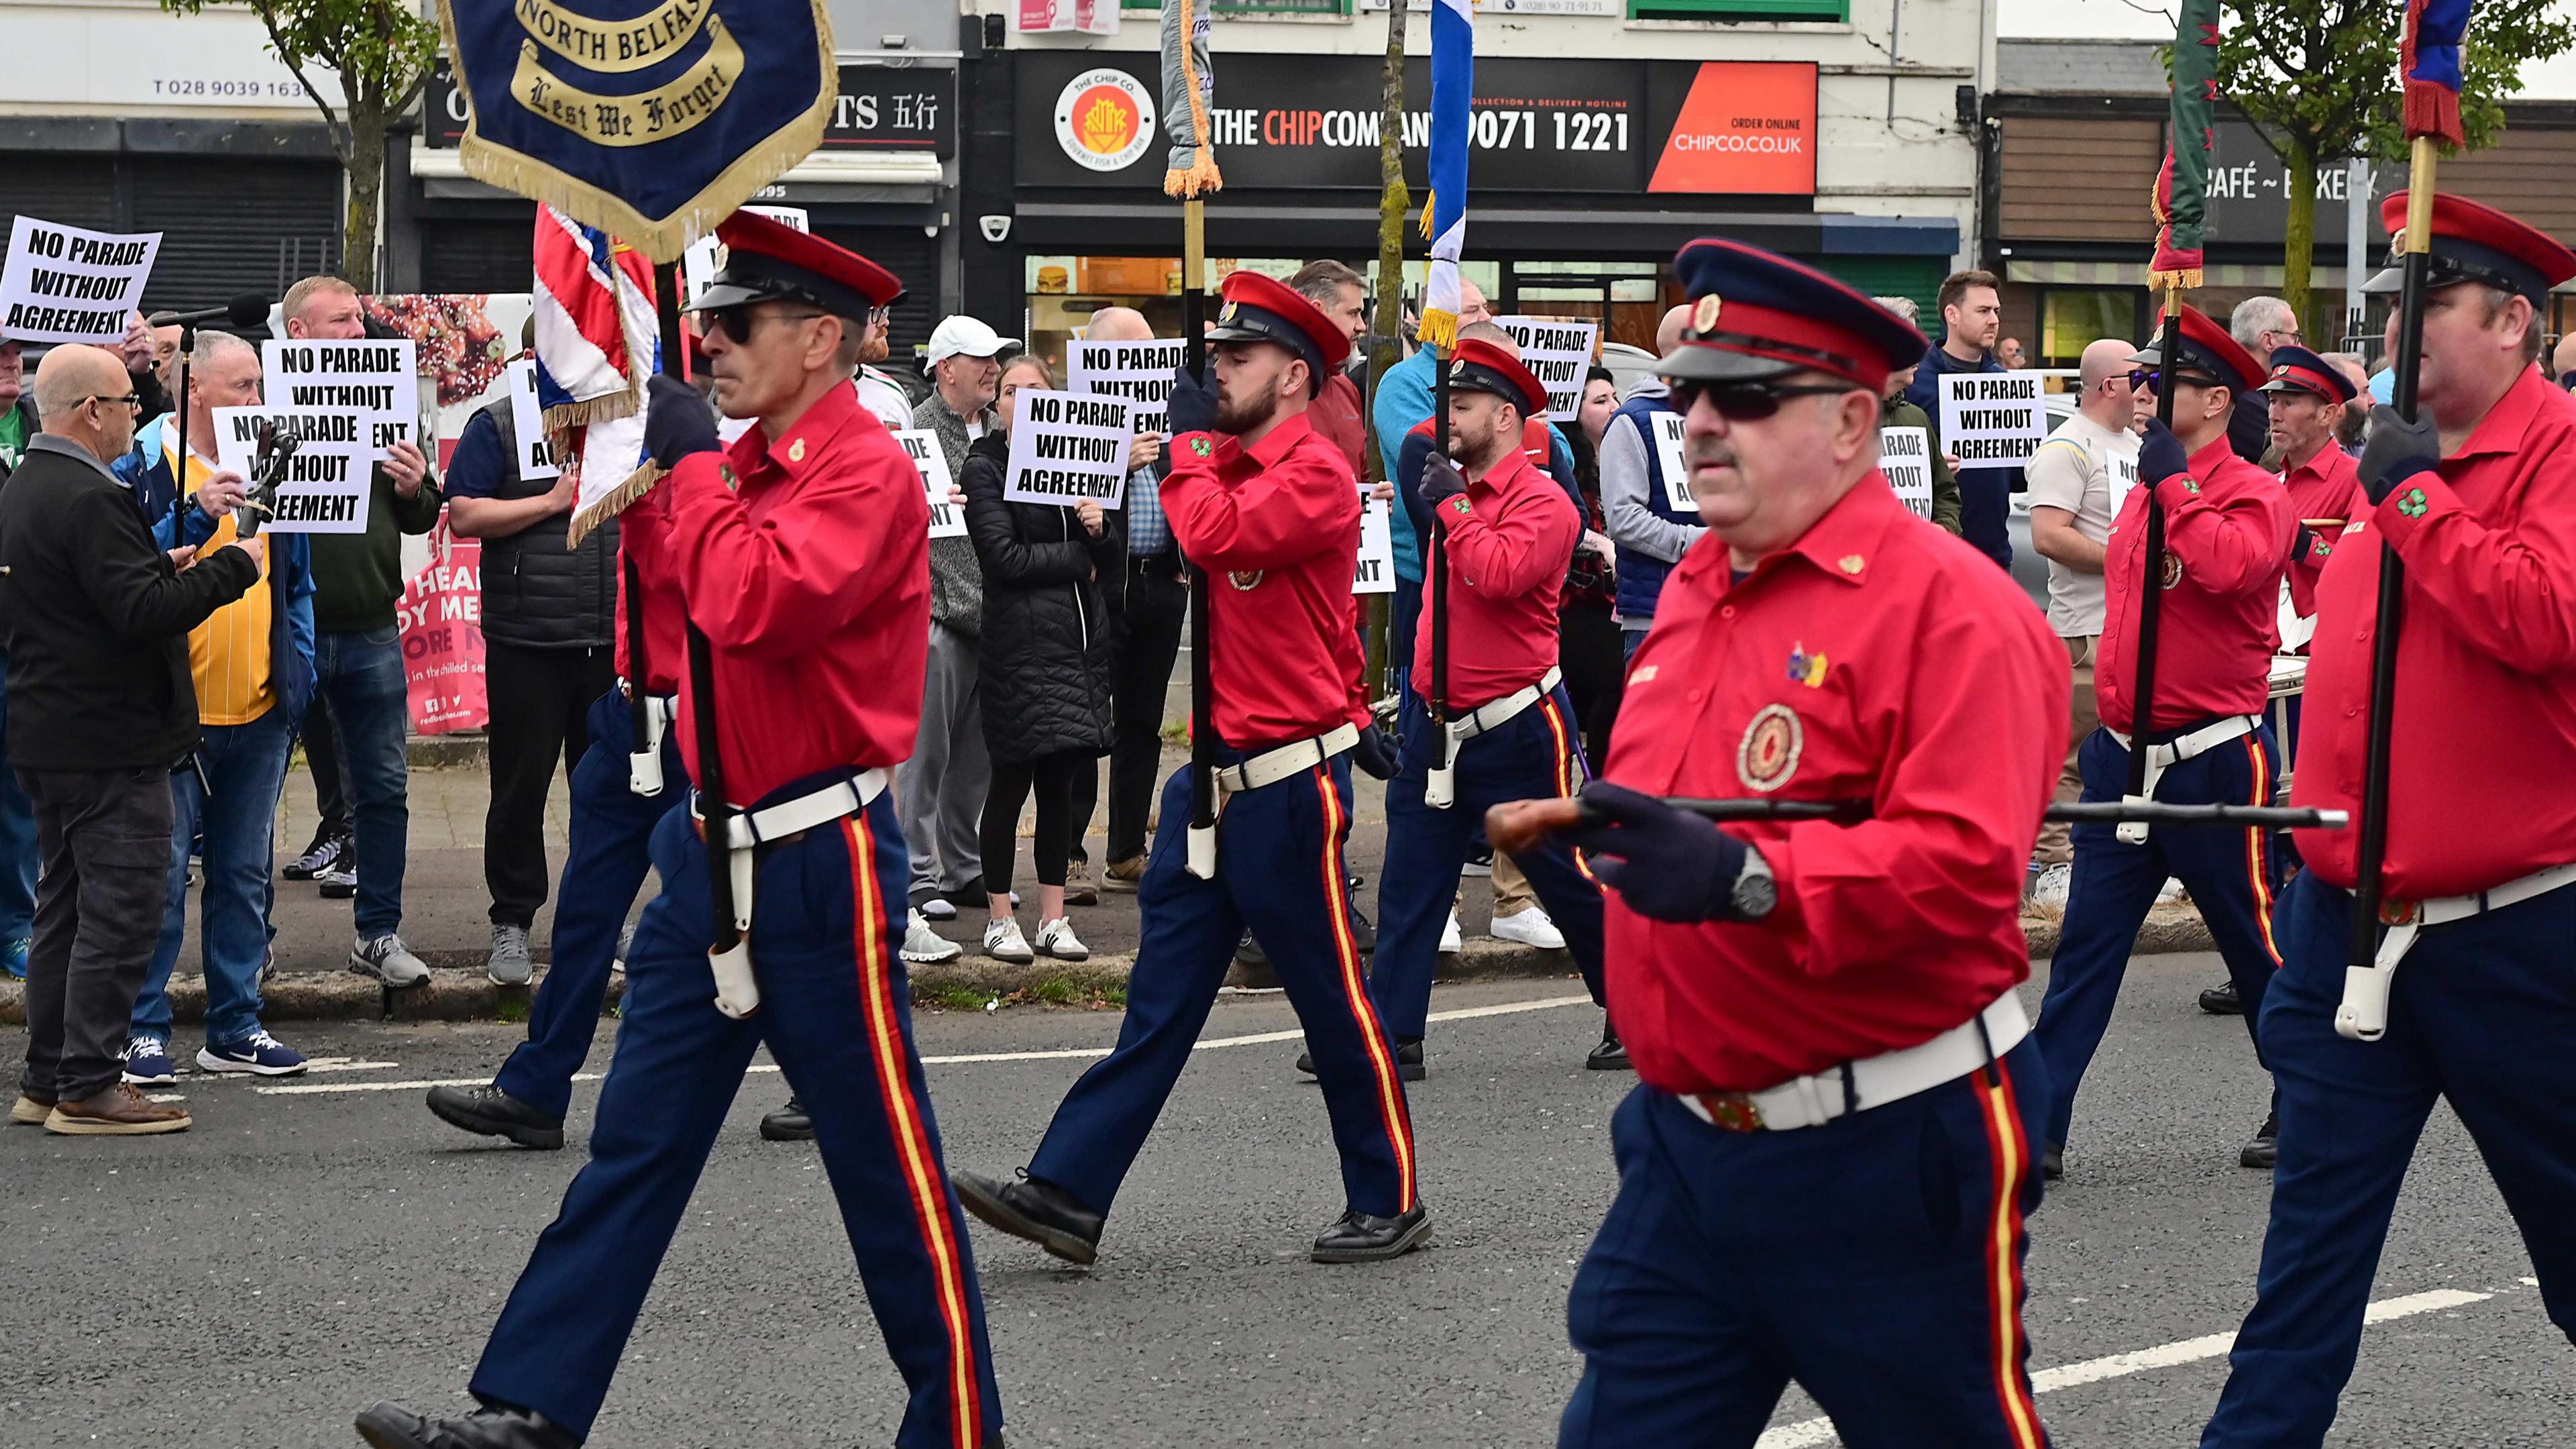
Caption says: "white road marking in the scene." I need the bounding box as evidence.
[252,993,1597,1096]
[1752,1287,2502,1448]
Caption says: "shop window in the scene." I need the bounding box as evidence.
[2039,288,2145,370]
[1627,0,1847,21]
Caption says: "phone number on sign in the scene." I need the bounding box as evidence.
[151,78,305,99]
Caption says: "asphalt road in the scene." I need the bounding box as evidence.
[5,955,2567,1448]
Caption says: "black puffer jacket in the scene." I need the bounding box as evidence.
[961,431,1122,765]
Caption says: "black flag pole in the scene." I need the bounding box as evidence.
[1183,205,1218,879]
[2125,288,2183,814]
[2341,136,2438,1042]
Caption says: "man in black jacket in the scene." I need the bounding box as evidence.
[1,343,262,1136]
[445,388,612,987]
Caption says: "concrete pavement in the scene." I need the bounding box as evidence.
[4,958,2567,1448]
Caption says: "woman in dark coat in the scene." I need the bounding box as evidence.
[962,356,1121,963]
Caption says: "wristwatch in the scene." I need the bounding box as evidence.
[1731,845,1778,920]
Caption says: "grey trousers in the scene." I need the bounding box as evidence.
[18,765,175,1103]
[899,621,989,899]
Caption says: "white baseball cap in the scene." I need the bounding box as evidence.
[922,315,1020,373]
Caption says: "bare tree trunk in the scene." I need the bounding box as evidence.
[2282,136,2317,335]
[1373,5,1407,395]
[342,91,385,292]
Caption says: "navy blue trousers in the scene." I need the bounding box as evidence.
[472,791,1001,1448]
[1030,758,1419,1219]
[1373,684,1605,1040]
[2033,722,2286,1150]
[494,690,684,1119]
[2200,870,2576,1448]
[1560,1042,2055,1449]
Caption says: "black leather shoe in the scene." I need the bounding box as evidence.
[425,1085,564,1150]
[1236,929,1269,968]
[760,1095,814,1142]
[2041,1144,2065,1181]
[2240,1110,2279,1171]
[1297,1039,1424,1081]
[1585,1022,1631,1072]
[953,1169,1103,1266]
[1311,1205,1432,1263]
[357,1400,580,1449]
[2200,979,2244,1015]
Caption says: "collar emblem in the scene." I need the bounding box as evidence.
[1838,554,1864,575]
[787,437,806,464]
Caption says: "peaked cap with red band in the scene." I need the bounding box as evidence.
[1656,237,1929,390]
[2363,192,2576,307]
[2256,343,2357,403]
[2126,303,2263,397]
[694,209,905,323]
[1446,337,1550,417]
[1205,270,1350,379]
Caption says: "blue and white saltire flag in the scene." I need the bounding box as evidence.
[1419,0,1472,352]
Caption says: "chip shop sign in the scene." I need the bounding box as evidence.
[1016,54,1817,196]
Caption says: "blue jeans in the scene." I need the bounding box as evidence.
[135,707,293,1046]
[0,650,38,945]
[313,626,409,937]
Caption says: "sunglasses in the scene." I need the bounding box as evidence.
[2127,368,2218,396]
[701,303,826,343]
[1669,379,1860,421]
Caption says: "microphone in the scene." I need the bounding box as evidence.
[149,294,272,331]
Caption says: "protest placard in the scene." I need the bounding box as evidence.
[1654,410,1693,511]
[1936,372,2047,466]
[399,523,486,734]
[262,337,422,462]
[1002,389,1133,509]
[1493,316,1599,419]
[1354,489,1395,595]
[1067,337,1185,435]
[892,428,968,539]
[1878,425,1935,520]
[211,405,375,535]
[505,358,560,480]
[0,216,161,344]
[2108,449,2141,517]
[682,205,808,306]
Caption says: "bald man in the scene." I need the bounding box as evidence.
[3,345,263,1135]
[2022,337,2144,902]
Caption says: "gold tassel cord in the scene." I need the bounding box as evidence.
[1417,308,1458,352]
[564,458,662,551]
[1160,0,1223,201]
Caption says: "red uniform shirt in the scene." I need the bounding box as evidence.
[1413,443,1578,710]
[1309,370,1367,480]
[1161,410,1367,749]
[2281,442,2365,621]
[1604,480,2070,1094]
[2096,436,2294,733]
[656,382,930,804]
[2296,367,2576,898]
[612,508,690,696]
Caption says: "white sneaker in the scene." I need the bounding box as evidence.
[1489,904,1566,950]
[902,909,963,964]
[2028,862,2074,908]
[2157,877,2188,904]
[1033,916,1089,962]
[1438,912,1464,954]
[983,918,1034,964]
[350,932,430,988]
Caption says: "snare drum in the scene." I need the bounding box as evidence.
[2267,653,2308,791]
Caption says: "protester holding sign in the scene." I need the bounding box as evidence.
[445,363,617,988]
[111,331,318,1085]
[280,276,439,992]
[1903,270,2024,568]
[0,217,161,346]
[1870,297,1962,537]
[963,356,1121,965]
[1603,305,1698,665]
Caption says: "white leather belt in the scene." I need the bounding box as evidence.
[622,682,679,797]
[1678,992,2030,1133]
[2104,714,2259,845]
[686,768,890,1020]
[2337,860,2576,1042]
[1426,667,1562,810]
[1214,722,1358,796]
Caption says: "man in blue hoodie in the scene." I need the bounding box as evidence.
[112,331,317,1084]
[1903,269,2023,568]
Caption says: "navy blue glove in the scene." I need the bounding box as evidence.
[1166,362,1218,437]
[2137,419,2190,493]
[1421,451,1469,509]
[2292,523,2318,564]
[1350,724,1399,781]
[644,374,720,468]
[2357,404,2440,504]
[1560,780,1752,924]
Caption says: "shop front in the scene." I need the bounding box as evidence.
[976,49,1961,372]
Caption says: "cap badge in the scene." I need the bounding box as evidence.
[1736,703,1804,794]
[1837,554,1864,574]
[1692,293,1723,334]
[1220,301,1240,323]
[1786,643,1829,688]
[788,438,806,463]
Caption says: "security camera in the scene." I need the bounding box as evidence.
[979,214,1012,245]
